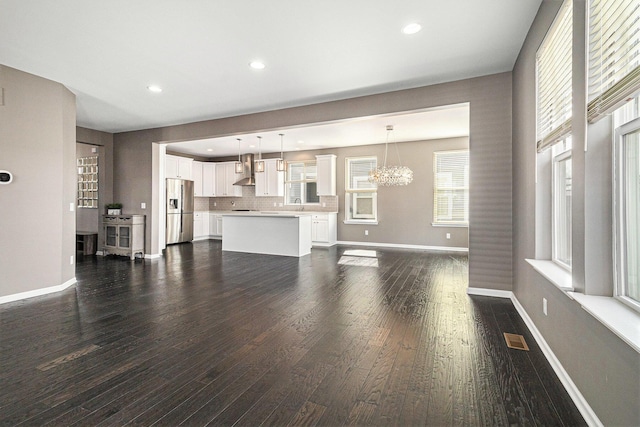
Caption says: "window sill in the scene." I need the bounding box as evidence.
[568,293,640,354]
[344,220,378,225]
[431,223,469,228]
[527,259,640,354]
[525,259,573,292]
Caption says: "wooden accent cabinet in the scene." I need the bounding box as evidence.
[102,214,145,260]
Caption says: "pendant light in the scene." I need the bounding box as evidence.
[276,133,285,172]
[368,125,413,186]
[255,136,265,173]
[235,138,243,173]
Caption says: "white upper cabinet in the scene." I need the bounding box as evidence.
[166,154,193,180]
[316,154,337,196]
[202,163,216,197]
[192,161,204,196]
[215,162,243,197]
[255,159,284,197]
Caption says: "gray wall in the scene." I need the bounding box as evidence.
[0,65,76,297]
[512,1,640,425]
[114,72,512,290]
[283,138,469,248]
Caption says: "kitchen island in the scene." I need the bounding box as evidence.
[221,212,312,257]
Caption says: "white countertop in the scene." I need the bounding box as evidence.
[221,211,308,218]
[198,210,337,216]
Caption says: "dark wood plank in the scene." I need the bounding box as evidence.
[0,241,585,426]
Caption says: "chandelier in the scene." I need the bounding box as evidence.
[368,125,413,186]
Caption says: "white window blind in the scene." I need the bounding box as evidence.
[537,0,573,153]
[588,0,640,123]
[347,157,377,191]
[433,150,469,224]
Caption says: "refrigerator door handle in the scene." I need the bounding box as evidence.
[180,184,183,234]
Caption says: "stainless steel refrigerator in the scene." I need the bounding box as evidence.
[166,178,194,244]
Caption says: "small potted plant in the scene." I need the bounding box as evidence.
[106,203,123,215]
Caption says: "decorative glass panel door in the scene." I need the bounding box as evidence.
[119,226,131,248]
[105,225,117,247]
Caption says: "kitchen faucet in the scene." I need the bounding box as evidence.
[294,198,304,211]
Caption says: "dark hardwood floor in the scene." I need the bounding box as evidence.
[0,241,584,426]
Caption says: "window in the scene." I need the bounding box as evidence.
[588,0,640,123]
[345,157,377,223]
[536,0,573,152]
[285,161,319,205]
[533,0,573,273]
[77,155,98,208]
[614,117,640,312]
[552,139,572,270]
[433,150,469,225]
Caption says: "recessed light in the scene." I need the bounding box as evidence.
[249,61,265,70]
[402,23,422,35]
[297,140,305,144]
[206,148,214,152]
[147,85,162,93]
[249,144,256,148]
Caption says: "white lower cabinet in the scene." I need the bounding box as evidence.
[311,213,337,246]
[209,214,223,237]
[193,212,209,240]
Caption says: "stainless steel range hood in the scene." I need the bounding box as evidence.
[233,153,255,186]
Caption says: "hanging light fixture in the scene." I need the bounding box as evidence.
[276,133,285,171]
[255,136,265,173]
[368,125,413,186]
[235,138,243,173]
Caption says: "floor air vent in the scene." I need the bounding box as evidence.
[503,333,530,351]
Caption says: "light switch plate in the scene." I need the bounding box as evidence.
[141,202,146,209]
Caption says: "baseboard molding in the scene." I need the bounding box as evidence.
[510,295,602,427]
[466,287,513,298]
[312,242,336,248]
[0,277,77,305]
[96,250,104,256]
[337,241,468,252]
[144,253,162,259]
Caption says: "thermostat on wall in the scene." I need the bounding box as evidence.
[0,170,13,184]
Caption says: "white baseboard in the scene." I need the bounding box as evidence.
[0,277,77,305]
[96,250,104,256]
[466,287,513,298]
[337,240,468,252]
[510,295,602,427]
[312,242,336,248]
[144,253,162,259]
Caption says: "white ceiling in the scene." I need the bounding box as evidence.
[0,0,540,156]
[167,104,470,157]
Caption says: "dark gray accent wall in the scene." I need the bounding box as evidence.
[0,65,76,297]
[512,1,640,425]
[114,73,513,290]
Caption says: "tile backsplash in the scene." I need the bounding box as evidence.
[196,186,338,212]
[194,197,211,211]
